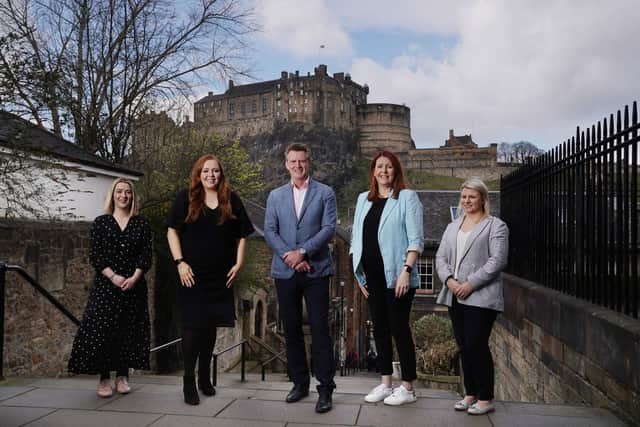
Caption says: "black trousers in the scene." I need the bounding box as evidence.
[448,298,498,400]
[275,273,336,391]
[367,279,417,382]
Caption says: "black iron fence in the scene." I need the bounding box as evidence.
[501,101,639,318]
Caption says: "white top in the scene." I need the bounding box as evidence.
[291,178,309,219]
[454,229,471,279]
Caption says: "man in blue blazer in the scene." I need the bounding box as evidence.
[264,143,337,413]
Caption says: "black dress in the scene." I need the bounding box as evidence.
[167,190,254,328]
[68,215,152,374]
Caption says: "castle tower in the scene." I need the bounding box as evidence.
[356,104,414,156]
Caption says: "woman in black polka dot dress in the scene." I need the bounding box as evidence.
[68,177,152,398]
[167,154,254,405]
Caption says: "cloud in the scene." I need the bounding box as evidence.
[253,0,352,58]
[351,0,640,149]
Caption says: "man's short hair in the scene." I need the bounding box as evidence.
[285,143,310,159]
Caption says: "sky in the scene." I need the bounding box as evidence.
[206,0,640,150]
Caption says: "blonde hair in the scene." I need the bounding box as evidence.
[457,177,490,218]
[104,177,139,217]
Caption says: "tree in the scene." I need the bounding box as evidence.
[0,0,254,162]
[497,141,544,163]
[129,117,263,231]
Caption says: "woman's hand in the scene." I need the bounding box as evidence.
[226,263,241,288]
[395,270,410,298]
[178,262,195,287]
[358,284,369,299]
[456,282,474,299]
[111,274,125,288]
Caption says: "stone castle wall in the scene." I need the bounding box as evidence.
[356,104,413,156]
[492,274,640,425]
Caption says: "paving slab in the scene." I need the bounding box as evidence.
[501,401,618,418]
[25,409,162,427]
[149,414,285,427]
[99,391,234,416]
[489,412,627,427]
[0,387,119,410]
[357,405,493,427]
[217,398,360,425]
[0,386,34,401]
[0,406,55,427]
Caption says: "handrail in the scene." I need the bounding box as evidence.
[260,349,287,381]
[150,338,182,353]
[1,264,81,325]
[249,335,287,364]
[212,339,246,386]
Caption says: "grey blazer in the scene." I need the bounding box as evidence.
[435,216,509,312]
[264,178,337,279]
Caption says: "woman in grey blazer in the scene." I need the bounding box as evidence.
[435,178,509,415]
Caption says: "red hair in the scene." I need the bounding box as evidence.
[367,151,407,201]
[185,154,236,224]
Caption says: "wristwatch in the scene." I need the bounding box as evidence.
[403,264,412,273]
[174,258,184,266]
[298,247,307,255]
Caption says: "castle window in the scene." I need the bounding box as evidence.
[276,111,280,116]
[262,98,268,113]
[289,82,293,88]
[252,100,257,113]
[304,98,308,104]
[300,81,303,87]
[277,100,281,106]
[300,90,304,95]
[289,90,294,97]
[289,108,292,113]
[277,83,281,89]
[228,101,235,119]
[240,102,246,114]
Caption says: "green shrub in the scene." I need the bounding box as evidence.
[413,314,458,375]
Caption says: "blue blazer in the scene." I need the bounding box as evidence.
[350,189,424,289]
[264,178,337,279]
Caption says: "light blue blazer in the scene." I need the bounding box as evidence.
[350,189,424,289]
[435,216,509,312]
[264,178,337,279]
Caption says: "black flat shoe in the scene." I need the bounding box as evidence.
[285,384,309,403]
[315,390,332,413]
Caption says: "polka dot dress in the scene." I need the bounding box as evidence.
[68,215,152,374]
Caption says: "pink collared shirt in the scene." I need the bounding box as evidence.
[292,178,309,220]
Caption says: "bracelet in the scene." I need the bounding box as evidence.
[445,275,454,286]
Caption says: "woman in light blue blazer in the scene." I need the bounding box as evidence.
[436,178,509,415]
[350,151,424,406]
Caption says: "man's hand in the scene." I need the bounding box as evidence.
[283,249,305,268]
[294,260,312,273]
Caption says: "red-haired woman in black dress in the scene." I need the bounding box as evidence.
[167,154,254,405]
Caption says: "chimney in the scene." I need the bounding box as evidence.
[295,70,299,77]
[228,80,234,90]
[449,129,454,139]
[333,72,344,81]
[208,91,213,97]
[281,71,288,79]
[184,115,190,123]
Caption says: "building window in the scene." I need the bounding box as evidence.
[277,100,281,106]
[300,81,303,87]
[304,98,308,104]
[228,101,235,119]
[262,97,268,113]
[289,108,292,113]
[300,90,304,95]
[289,90,294,97]
[417,257,434,293]
[251,100,257,113]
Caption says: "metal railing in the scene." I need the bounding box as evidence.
[0,263,247,383]
[260,349,287,381]
[212,340,246,386]
[501,101,639,318]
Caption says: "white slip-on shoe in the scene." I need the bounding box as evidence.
[467,402,495,415]
[364,383,393,403]
[383,384,417,406]
[454,398,477,411]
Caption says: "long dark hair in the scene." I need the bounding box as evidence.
[185,154,235,224]
[367,151,407,201]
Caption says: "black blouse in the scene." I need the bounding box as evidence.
[166,189,254,278]
[362,198,387,279]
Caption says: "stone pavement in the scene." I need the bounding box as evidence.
[0,373,626,427]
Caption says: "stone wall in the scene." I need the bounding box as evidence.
[0,219,154,377]
[492,273,640,425]
[356,104,413,156]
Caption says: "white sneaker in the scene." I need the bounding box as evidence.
[383,385,417,406]
[364,383,393,403]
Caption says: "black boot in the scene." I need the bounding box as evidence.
[183,375,200,405]
[197,364,216,396]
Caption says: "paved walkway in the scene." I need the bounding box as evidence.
[0,373,625,426]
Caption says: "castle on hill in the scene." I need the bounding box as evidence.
[193,64,514,180]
